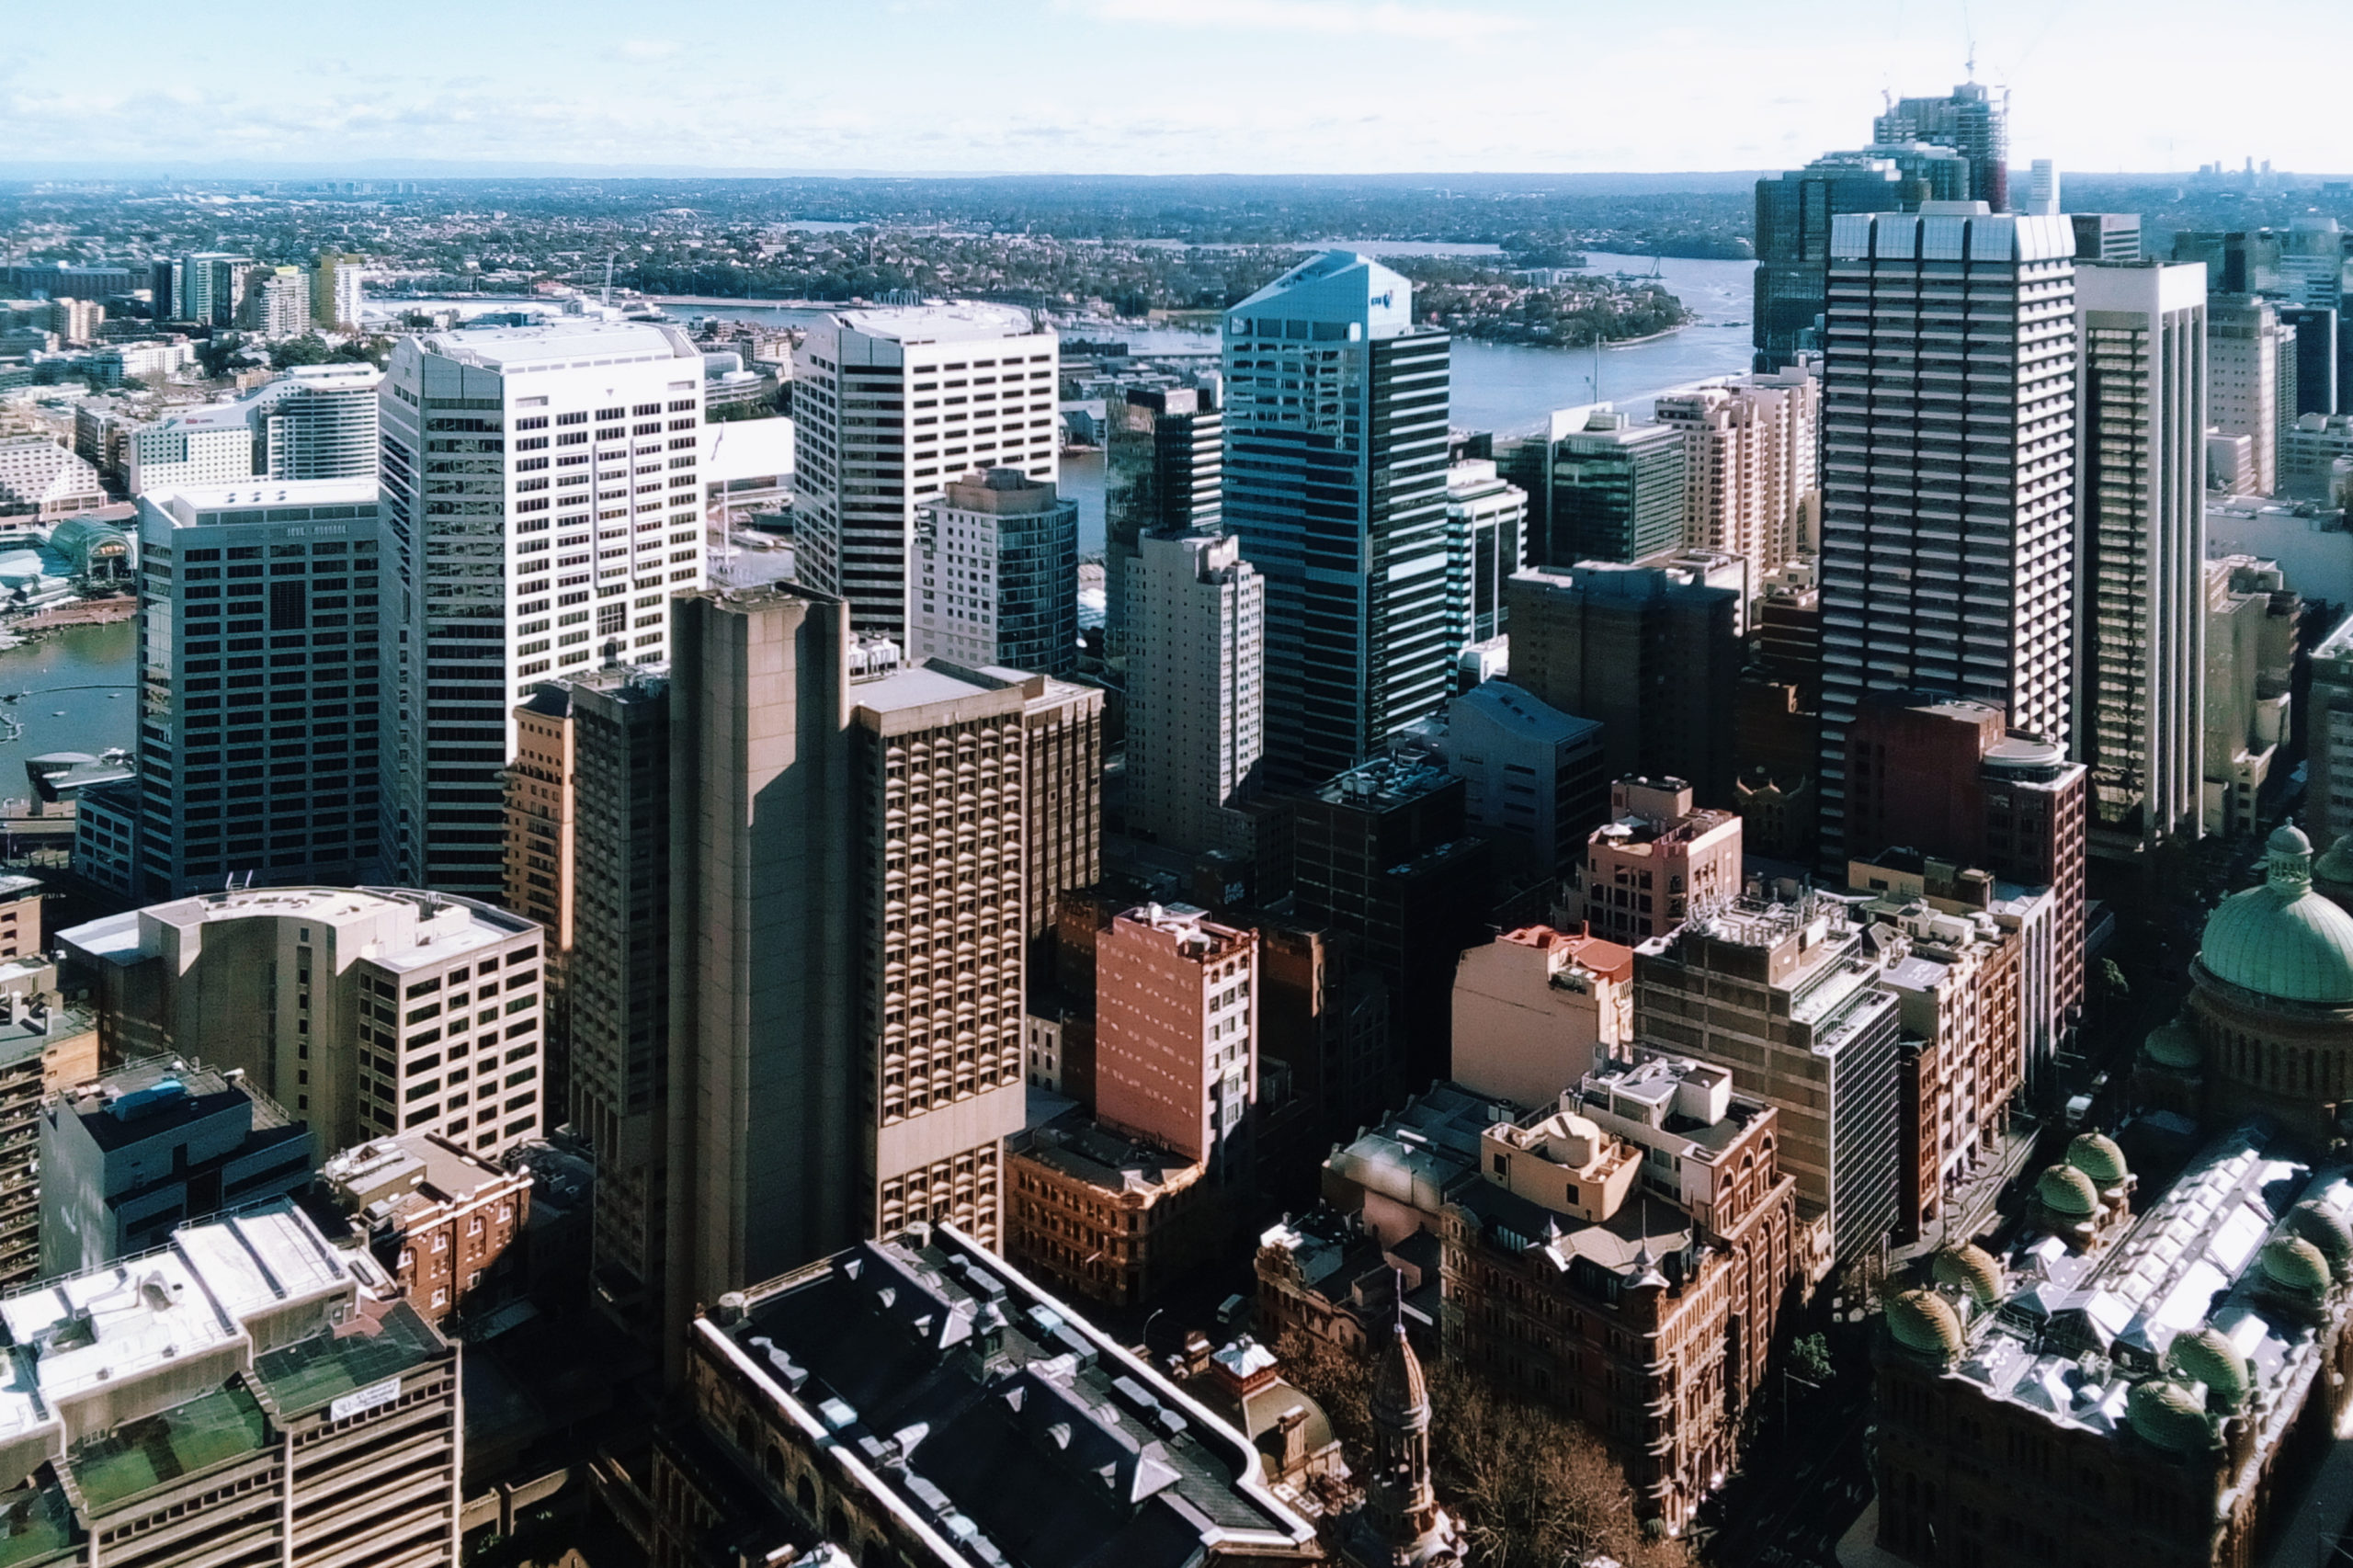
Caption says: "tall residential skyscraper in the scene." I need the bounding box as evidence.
[906,467,1078,676]
[1653,367,1821,582]
[2210,296,2285,495]
[1815,207,2078,867]
[131,479,390,899]
[314,250,363,329]
[792,304,1058,637]
[381,321,707,898]
[256,363,381,479]
[1095,903,1258,1180]
[172,252,251,326]
[2073,261,2209,860]
[1873,83,2009,209]
[1103,384,1222,654]
[1128,529,1265,859]
[242,266,312,340]
[1222,251,1452,787]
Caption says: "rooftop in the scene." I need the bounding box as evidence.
[416,317,699,369]
[59,886,537,977]
[51,1054,297,1154]
[831,302,1044,346]
[852,661,1028,730]
[137,476,381,530]
[707,1226,1314,1568]
[1449,680,1597,745]
[1008,1111,1206,1200]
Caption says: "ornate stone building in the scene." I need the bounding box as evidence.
[1338,1310,1461,1568]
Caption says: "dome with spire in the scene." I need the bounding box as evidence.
[2259,1233,2333,1296]
[2199,824,2353,1005]
[1368,1320,1428,1426]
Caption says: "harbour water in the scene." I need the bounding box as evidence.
[0,619,139,797]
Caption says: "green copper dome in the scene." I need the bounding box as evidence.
[1930,1244,2004,1308]
[2199,826,2353,1005]
[2143,1017,2204,1071]
[2036,1163,2100,1219]
[2066,1132,2130,1187]
[2166,1327,2250,1408]
[2316,834,2353,890]
[2260,1233,2333,1295]
[2287,1200,2353,1277]
[2128,1379,2218,1454]
[1886,1289,1963,1361]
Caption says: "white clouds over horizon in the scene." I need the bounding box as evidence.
[6,0,2352,175]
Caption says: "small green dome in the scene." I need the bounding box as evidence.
[2143,1017,2204,1071]
[2067,1132,2130,1187]
[2167,1327,2250,1408]
[2036,1163,2100,1219]
[2288,1201,2353,1276]
[2199,826,2353,1004]
[2128,1379,2218,1454]
[1930,1244,2004,1308]
[1886,1289,1963,1360]
[2260,1234,2333,1295]
[2316,834,2353,889]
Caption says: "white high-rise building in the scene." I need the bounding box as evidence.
[2073,261,2209,861]
[315,251,364,330]
[2024,159,2061,216]
[1653,365,1821,585]
[1443,458,1526,655]
[256,362,381,479]
[2281,217,2346,312]
[1816,204,2078,867]
[793,304,1058,636]
[1127,529,1264,858]
[381,320,707,897]
[2211,296,2285,496]
[126,405,254,494]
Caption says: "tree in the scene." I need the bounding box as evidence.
[269,334,333,369]
[193,332,246,380]
[2102,958,2131,1000]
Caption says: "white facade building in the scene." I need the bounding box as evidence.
[1816,205,2078,867]
[1653,365,1821,585]
[2072,261,2209,860]
[1126,529,1264,859]
[793,304,1058,636]
[907,467,1078,675]
[127,405,254,494]
[2211,296,2285,497]
[381,320,707,897]
[1443,458,1526,654]
[0,437,104,521]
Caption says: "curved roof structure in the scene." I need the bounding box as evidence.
[2199,825,2353,1005]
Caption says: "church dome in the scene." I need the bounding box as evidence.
[2066,1133,2130,1187]
[2315,833,2353,891]
[2166,1326,2250,1409]
[1886,1290,1962,1361]
[1368,1321,1427,1426]
[2143,1017,2204,1071]
[2128,1379,2218,1454]
[2287,1200,2353,1277]
[2259,1233,2333,1296]
[2036,1163,2100,1219]
[1930,1244,2004,1308]
[2199,825,2353,1005]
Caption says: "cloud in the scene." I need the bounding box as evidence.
[1087,0,1527,42]
[617,39,679,59]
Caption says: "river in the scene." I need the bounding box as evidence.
[0,619,139,801]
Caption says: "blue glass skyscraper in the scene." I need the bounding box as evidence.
[1222,252,1451,788]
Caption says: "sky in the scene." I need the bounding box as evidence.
[7,0,2353,177]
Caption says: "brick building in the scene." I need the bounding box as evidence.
[320,1131,532,1326]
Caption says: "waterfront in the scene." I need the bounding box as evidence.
[0,619,138,787]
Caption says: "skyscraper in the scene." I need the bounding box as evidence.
[255,363,381,479]
[1103,383,1222,655]
[131,478,390,898]
[1815,207,2078,868]
[2073,261,2209,860]
[792,304,1058,637]
[1753,150,1966,372]
[1542,408,1687,564]
[1019,676,1103,957]
[2209,296,2285,496]
[1873,83,2010,209]
[1126,528,1265,859]
[1442,454,1525,653]
[380,321,707,898]
[313,250,363,329]
[906,467,1078,676]
[1094,903,1258,1180]
[242,266,312,339]
[1653,368,1821,582]
[1222,251,1452,787]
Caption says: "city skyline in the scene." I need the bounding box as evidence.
[7,0,2352,177]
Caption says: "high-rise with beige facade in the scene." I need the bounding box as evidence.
[1127,528,1265,859]
[1653,365,1820,583]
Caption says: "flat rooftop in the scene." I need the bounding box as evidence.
[831,302,1044,346]
[852,662,1025,727]
[418,318,696,369]
[137,476,381,526]
[58,887,536,976]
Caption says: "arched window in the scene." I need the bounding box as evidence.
[797,1474,817,1514]
[765,1445,784,1483]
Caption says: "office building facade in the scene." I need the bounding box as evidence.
[2073,261,2209,859]
[1095,903,1258,1177]
[2210,296,2286,496]
[1222,251,1453,786]
[131,479,389,898]
[381,320,707,897]
[1815,208,2078,868]
[1543,407,1686,564]
[1126,529,1265,859]
[1872,83,2008,208]
[1103,384,1222,654]
[792,304,1059,637]
[1442,455,1525,653]
[1019,676,1102,953]
[1753,150,1965,372]
[59,884,547,1159]
[1653,368,1820,582]
[907,467,1078,676]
